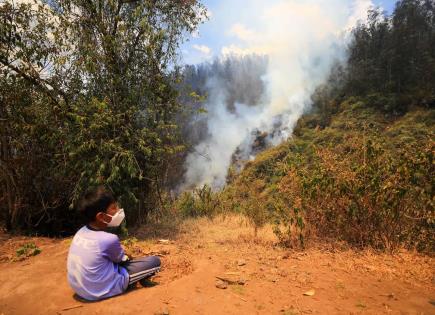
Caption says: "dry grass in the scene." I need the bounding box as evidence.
[175,214,435,285]
[128,214,435,289]
[180,214,277,245]
[1,214,432,288]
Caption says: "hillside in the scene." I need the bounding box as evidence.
[215,99,434,252]
[1,94,433,315]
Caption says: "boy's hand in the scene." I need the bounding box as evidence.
[121,254,130,262]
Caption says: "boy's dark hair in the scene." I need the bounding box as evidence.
[78,186,116,222]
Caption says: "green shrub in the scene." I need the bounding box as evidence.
[270,171,306,248]
[237,179,269,237]
[16,243,41,259]
[176,185,220,218]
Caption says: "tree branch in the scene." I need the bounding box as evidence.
[112,0,123,36]
[0,57,67,105]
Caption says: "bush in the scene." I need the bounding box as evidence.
[365,93,401,113]
[176,185,221,218]
[222,164,306,243]
[236,179,269,237]
[303,138,434,251]
[16,243,41,259]
[271,171,306,248]
[224,103,434,252]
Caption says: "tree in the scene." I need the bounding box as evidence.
[0,0,206,233]
[323,0,435,114]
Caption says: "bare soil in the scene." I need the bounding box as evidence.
[0,215,434,315]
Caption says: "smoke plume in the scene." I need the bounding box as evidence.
[182,0,373,190]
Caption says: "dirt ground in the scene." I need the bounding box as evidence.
[0,215,434,315]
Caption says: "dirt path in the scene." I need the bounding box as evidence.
[0,216,434,315]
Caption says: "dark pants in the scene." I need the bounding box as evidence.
[120,256,161,285]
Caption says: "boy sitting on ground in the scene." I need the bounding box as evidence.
[67,186,161,301]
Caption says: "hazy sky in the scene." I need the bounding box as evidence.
[181,0,397,65]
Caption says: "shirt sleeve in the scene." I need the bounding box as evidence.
[103,234,125,263]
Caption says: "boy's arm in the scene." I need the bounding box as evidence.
[103,235,126,263]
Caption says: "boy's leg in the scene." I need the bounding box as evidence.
[121,256,161,286]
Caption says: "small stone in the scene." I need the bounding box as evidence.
[237,259,247,266]
[215,279,228,289]
[303,289,315,296]
[267,276,278,283]
[237,278,247,285]
[216,275,246,285]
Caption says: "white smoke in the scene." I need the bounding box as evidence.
[182,0,373,190]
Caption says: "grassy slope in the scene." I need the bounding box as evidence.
[221,99,434,251]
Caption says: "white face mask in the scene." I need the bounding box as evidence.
[104,208,125,227]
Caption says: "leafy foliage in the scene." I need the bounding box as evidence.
[0,0,206,233]
[225,104,434,251]
[16,242,41,259]
[176,184,220,218]
[313,0,435,116]
[232,178,269,237]
[303,136,433,251]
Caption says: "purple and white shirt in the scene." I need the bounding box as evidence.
[67,226,129,300]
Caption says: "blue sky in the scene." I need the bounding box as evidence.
[180,0,398,65]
